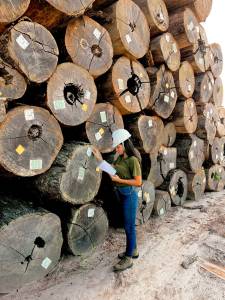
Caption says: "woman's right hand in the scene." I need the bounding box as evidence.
[92,147,103,161]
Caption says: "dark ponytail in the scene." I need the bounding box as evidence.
[123,139,142,164]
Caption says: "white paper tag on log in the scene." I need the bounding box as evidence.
[24,109,34,121]
[30,159,42,170]
[193,141,197,147]
[93,28,101,40]
[159,208,165,216]
[165,34,170,42]
[88,208,95,218]
[190,102,194,108]
[16,34,30,50]
[170,91,175,98]
[86,147,92,157]
[188,84,192,92]
[188,21,194,31]
[53,100,66,110]
[144,192,150,203]
[117,79,124,90]
[169,163,175,169]
[195,26,200,33]
[189,151,194,159]
[164,149,167,155]
[164,95,170,103]
[203,177,206,184]
[199,58,204,65]
[172,43,177,53]
[138,190,142,198]
[148,119,153,128]
[170,186,176,196]
[95,132,102,141]
[125,95,131,103]
[159,11,164,21]
[125,34,132,44]
[84,90,91,100]
[100,111,107,123]
[41,257,52,269]
[78,167,85,181]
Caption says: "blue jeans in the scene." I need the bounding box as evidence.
[116,186,138,257]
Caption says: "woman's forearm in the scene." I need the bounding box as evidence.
[117,178,142,187]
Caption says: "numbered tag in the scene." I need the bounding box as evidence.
[144,192,150,203]
[41,257,52,270]
[99,128,104,135]
[100,111,107,123]
[172,43,177,53]
[53,100,66,110]
[118,79,124,90]
[84,90,91,100]
[95,132,102,141]
[125,95,131,103]
[30,159,42,170]
[165,34,170,42]
[164,95,170,103]
[187,84,192,92]
[93,28,101,40]
[16,34,30,50]
[86,147,92,157]
[78,167,85,181]
[159,208,165,216]
[125,34,132,44]
[88,208,95,218]
[169,163,175,169]
[16,145,25,155]
[24,109,34,121]
[148,119,153,128]
[170,91,175,98]
[138,190,142,198]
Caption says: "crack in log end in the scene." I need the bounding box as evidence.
[28,125,43,141]
[129,22,136,32]
[177,178,184,198]
[127,74,142,96]
[64,83,84,106]
[91,44,103,58]
[34,236,45,248]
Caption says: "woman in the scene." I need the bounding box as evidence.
[93,129,142,272]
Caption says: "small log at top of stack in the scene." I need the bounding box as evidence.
[212,77,223,108]
[193,71,214,104]
[0,0,30,23]
[45,0,95,16]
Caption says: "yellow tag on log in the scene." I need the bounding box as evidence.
[82,104,88,112]
[99,128,104,135]
[16,145,25,155]
[96,167,100,172]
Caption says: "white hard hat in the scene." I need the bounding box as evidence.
[112,129,131,148]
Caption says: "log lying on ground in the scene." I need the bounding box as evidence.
[162,122,176,147]
[153,190,171,216]
[216,107,225,137]
[164,0,212,22]
[148,146,177,187]
[86,103,124,153]
[172,98,198,134]
[159,169,188,205]
[0,0,30,23]
[186,168,206,200]
[34,143,102,205]
[0,195,63,294]
[212,77,223,108]
[65,16,113,78]
[0,57,27,101]
[0,21,59,83]
[126,115,164,154]
[102,0,150,58]
[210,43,223,78]
[150,32,180,72]
[175,134,205,172]
[47,63,97,127]
[100,56,150,115]
[66,203,108,256]
[148,64,177,118]
[0,106,63,177]
[173,61,195,98]
[205,164,225,192]
[168,7,200,50]
[136,180,155,225]
[133,0,169,37]
[46,0,95,16]
[193,71,214,104]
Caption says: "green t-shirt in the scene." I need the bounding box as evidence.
[114,155,142,187]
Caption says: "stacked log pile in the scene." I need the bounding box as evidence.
[0,0,224,292]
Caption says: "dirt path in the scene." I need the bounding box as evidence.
[2,191,225,300]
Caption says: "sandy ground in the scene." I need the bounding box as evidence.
[1,191,225,300]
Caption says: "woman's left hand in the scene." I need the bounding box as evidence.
[110,175,122,183]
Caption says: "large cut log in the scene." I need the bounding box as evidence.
[126,115,164,154]
[100,56,150,115]
[216,107,225,138]
[193,71,214,104]
[0,106,63,177]
[212,77,223,108]
[172,98,198,134]
[0,57,27,101]
[65,16,113,78]
[173,61,195,98]
[175,134,205,172]
[147,64,177,118]
[85,103,124,153]
[102,0,150,58]
[186,168,206,200]
[164,0,212,22]
[34,143,102,205]
[168,7,200,50]
[159,169,188,206]
[66,203,108,256]
[45,0,95,16]
[162,122,176,147]
[136,180,155,225]
[0,0,30,23]
[0,195,63,294]
[219,137,225,167]
[47,62,97,127]
[148,146,177,187]
[133,0,169,37]
[0,21,59,83]
[153,190,171,216]
[207,137,224,166]
[150,32,180,71]
[210,43,223,78]
[205,164,225,192]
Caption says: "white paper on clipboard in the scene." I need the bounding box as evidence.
[98,160,117,176]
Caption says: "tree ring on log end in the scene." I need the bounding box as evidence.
[46,0,95,16]
[0,0,30,23]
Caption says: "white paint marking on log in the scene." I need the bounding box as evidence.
[24,109,34,121]
[203,178,206,183]
[16,34,30,50]
[41,257,52,269]
[188,84,192,92]
[193,141,197,147]
[164,149,168,155]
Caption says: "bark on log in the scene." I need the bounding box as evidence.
[45,0,95,16]
[172,98,198,134]
[86,103,124,153]
[136,180,155,225]
[102,0,150,59]
[153,190,171,216]
[210,43,223,78]
[100,56,151,115]
[0,0,30,23]
[1,21,59,83]
[47,62,97,127]
[173,61,195,98]
[150,32,181,71]
[164,0,212,22]
[212,77,223,108]
[186,168,206,200]
[159,169,188,206]
[126,115,164,154]
[148,146,177,187]
[133,0,169,37]
[34,143,102,205]
[175,134,205,172]
[65,16,113,78]
[66,203,108,256]
[193,71,214,104]
[0,195,63,293]
[205,164,225,192]
[0,106,63,177]
[0,57,27,101]
[162,122,176,147]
